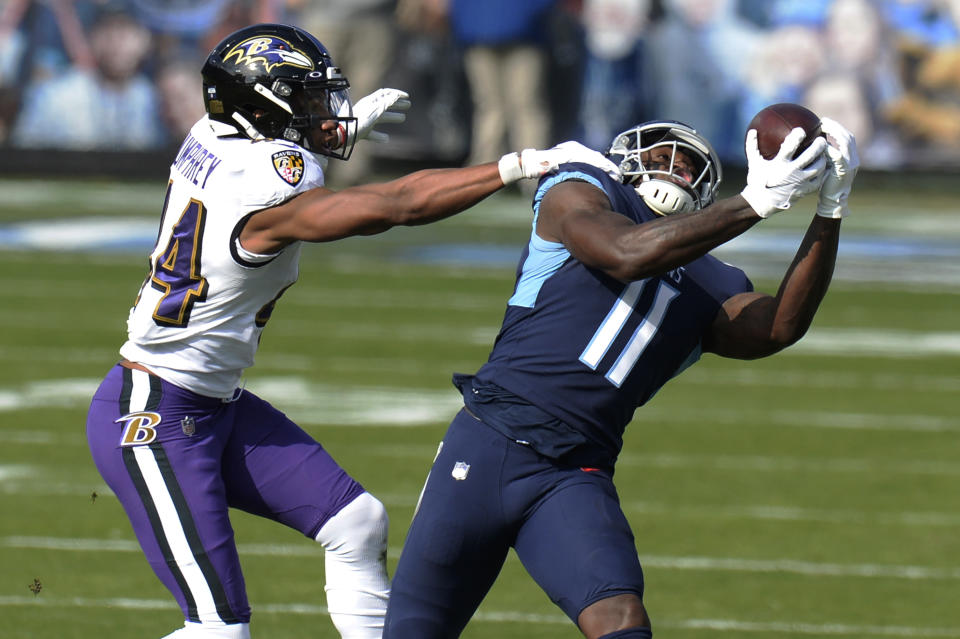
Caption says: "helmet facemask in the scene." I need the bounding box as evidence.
[608,122,722,216]
[285,68,357,160]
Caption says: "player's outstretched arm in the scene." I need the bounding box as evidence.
[536,132,827,283]
[239,142,618,254]
[703,215,840,359]
[538,181,761,281]
[704,119,859,359]
[251,163,507,249]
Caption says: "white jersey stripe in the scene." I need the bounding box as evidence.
[131,445,222,623]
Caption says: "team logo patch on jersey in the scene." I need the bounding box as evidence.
[272,150,305,186]
[223,36,314,73]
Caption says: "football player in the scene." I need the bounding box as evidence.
[382,119,859,639]
[85,23,618,639]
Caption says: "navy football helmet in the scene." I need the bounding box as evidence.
[201,23,357,160]
[608,121,722,216]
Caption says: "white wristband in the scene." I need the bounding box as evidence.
[816,198,848,219]
[498,152,523,185]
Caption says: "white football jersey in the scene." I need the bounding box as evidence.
[120,116,326,398]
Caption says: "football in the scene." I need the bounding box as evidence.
[746,103,822,160]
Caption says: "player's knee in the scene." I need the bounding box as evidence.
[579,593,650,639]
[315,492,391,638]
[316,491,389,559]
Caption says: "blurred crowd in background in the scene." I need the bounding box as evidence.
[0,0,959,179]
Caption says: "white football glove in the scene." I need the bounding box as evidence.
[498,141,621,185]
[338,88,411,146]
[816,117,860,219]
[740,127,827,218]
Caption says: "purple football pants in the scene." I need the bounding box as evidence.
[86,364,365,624]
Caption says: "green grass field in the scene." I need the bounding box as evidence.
[0,174,958,638]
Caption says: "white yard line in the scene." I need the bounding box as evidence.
[0,376,955,434]
[3,535,958,581]
[0,593,957,637]
[2,478,958,527]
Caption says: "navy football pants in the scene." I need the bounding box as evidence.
[384,409,645,638]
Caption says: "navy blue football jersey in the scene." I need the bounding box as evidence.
[468,163,753,467]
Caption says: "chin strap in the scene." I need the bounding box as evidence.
[230,112,266,141]
[635,178,696,216]
[206,117,241,137]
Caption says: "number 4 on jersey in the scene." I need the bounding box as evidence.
[149,192,209,327]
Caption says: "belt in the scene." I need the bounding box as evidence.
[119,359,152,374]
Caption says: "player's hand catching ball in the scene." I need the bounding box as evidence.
[815,117,860,219]
[740,127,828,218]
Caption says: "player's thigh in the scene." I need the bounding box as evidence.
[221,391,364,539]
[87,366,234,554]
[385,410,514,639]
[86,365,248,623]
[513,469,645,622]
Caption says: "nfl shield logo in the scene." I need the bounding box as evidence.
[181,416,196,436]
[272,150,304,186]
[451,461,470,481]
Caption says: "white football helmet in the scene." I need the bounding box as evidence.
[608,120,722,216]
